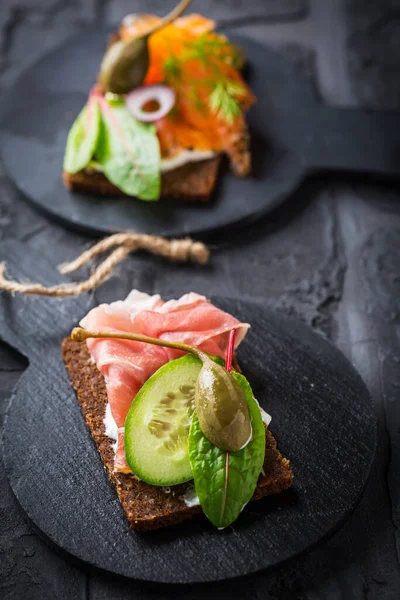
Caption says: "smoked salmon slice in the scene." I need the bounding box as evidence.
[81,291,250,472]
[119,14,255,175]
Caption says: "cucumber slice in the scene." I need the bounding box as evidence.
[125,354,203,486]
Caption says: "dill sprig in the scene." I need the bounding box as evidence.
[209,81,245,123]
[185,34,237,65]
[163,55,183,83]
[162,33,246,123]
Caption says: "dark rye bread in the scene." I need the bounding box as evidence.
[63,156,221,202]
[61,338,294,531]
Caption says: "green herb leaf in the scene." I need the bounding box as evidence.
[188,372,266,528]
[163,54,183,84]
[96,96,161,200]
[63,98,100,174]
[209,81,245,124]
[161,33,247,123]
[186,34,239,65]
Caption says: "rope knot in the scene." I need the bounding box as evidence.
[0,233,209,297]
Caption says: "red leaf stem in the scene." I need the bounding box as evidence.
[225,329,236,372]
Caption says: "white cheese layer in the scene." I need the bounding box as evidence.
[103,403,118,453]
[85,149,217,176]
[160,149,216,172]
[183,485,200,507]
[260,406,272,427]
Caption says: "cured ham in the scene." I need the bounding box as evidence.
[80,291,250,472]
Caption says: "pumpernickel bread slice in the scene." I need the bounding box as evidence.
[62,338,293,531]
[63,156,221,202]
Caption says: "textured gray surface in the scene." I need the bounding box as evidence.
[104,0,308,27]
[346,0,400,108]
[0,0,400,598]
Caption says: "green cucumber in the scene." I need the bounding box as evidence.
[124,354,203,486]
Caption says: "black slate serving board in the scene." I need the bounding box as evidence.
[0,241,377,583]
[1,31,400,238]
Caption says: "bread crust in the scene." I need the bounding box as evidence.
[61,338,293,531]
[63,156,221,203]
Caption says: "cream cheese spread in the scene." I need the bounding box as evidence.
[183,485,200,507]
[103,403,118,453]
[85,149,216,176]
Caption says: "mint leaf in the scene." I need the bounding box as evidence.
[63,97,100,173]
[96,96,161,201]
[189,372,266,528]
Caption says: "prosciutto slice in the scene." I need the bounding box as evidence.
[81,291,250,472]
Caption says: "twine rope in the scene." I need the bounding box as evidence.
[0,233,209,297]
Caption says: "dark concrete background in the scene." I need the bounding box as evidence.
[0,1,400,598]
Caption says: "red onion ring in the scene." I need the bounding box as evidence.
[125,85,176,123]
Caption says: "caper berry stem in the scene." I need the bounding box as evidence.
[71,327,208,361]
[150,0,192,37]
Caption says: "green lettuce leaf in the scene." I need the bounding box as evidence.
[189,372,266,528]
[96,96,161,200]
[63,98,100,174]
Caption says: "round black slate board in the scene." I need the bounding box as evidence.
[2,30,399,238]
[0,31,303,237]
[0,244,377,583]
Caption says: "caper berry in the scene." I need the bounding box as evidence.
[99,38,149,95]
[195,357,251,452]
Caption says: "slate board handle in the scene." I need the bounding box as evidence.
[0,241,92,363]
[0,293,30,358]
[305,107,400,179]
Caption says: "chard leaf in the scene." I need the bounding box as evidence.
[96,96,161,200]
[63,97,101,174]
[189,372,266,528]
